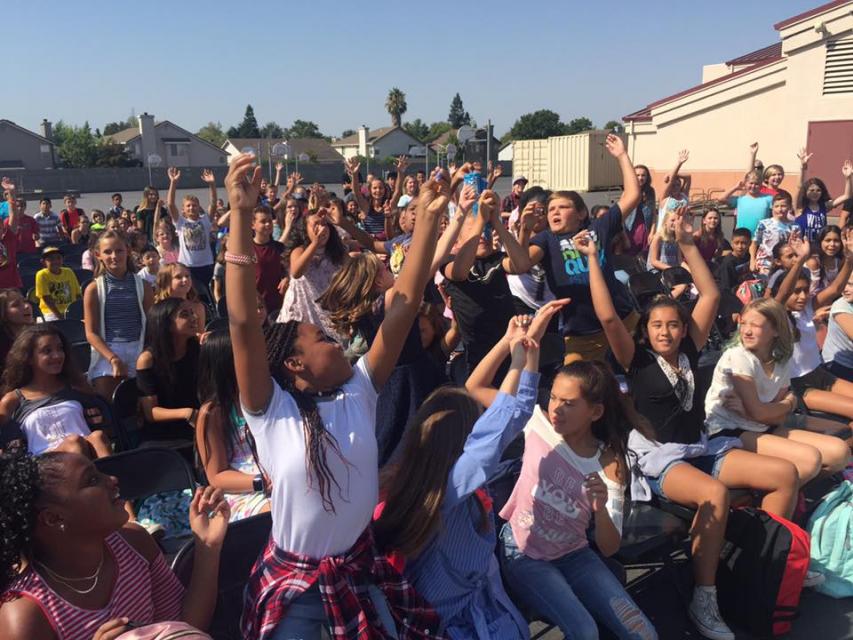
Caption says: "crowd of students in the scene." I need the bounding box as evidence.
[0,137,852,640]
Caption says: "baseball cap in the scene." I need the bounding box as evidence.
[397,195,413,209]
[41,246,62,258]
[513,175,529,186]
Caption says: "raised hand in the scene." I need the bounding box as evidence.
[605,133,627,158]
[275,161,284,172]
[520,200,543,231]
[749,142,759,155]
[0,176,15,194]
[292,171,303,185]
[327,199,344,225]
[188,486,229,548]
[789,233,811,261]
[843,227,853,258]
[224,153,262,212]
[457,184,477,214]
[842,160,853,179]
[201,169,216,184]
[477,189,499,222]
[344,157,360,176]
[492,163,504,179]
[673,205,695,244]
[395,155,409,173]
[572,230,598,257]
[504,314,533,343]
[797,147,813,167]
[167,167,181,182]
[528,298,571,341]
[676,149,690,165]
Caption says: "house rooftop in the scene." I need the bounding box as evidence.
[225,137,341,162]
[332,126,416,146]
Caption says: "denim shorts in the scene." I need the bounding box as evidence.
[646,450,731,500]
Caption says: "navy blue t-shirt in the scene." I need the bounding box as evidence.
[531,204,634,335]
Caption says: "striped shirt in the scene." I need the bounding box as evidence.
[104,271,142,342]
[34,212,63,244]
[4,531,184,640]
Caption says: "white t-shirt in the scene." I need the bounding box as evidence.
[242,356,378,558]
[176,215,213,267]
[705,344,792,434]
[823,297,853,370]
[790,302,822,379]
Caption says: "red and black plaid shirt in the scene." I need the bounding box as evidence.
[241,527,446,640]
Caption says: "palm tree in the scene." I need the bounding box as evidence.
[385,88,407,127]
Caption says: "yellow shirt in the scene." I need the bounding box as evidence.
[35,267,81,317]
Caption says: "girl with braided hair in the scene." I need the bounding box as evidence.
[0,447,229,639]
[224,154,450,639]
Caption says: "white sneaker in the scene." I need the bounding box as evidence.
[804,569,825,588]
[689,588,735,640]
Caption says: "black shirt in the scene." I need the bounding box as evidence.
[137,341,199,441]
[628,335,704,445]
[444,251,515,370]
[716,254,751,292]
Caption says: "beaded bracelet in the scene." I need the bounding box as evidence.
[224,251,257,265]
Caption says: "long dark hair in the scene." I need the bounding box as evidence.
[198,330,240,460]
[797,177,832,212]
[374,387,486,558]
[0,325,84,394]
[143,298,198,388]
[264,320,350,513]
[283,211,346,268]
[555,361,651,480]
[0,447,70,595]
[814,225,843,285]
[635,164,656,204]
[634,294,691,350]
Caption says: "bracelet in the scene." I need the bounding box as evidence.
[225,251,257,265]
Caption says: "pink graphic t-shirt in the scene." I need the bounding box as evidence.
[499,407,624,562]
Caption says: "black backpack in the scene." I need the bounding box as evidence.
[716,507,810,637]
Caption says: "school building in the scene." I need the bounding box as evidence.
[622,0,853,201]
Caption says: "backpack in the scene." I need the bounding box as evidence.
[735,278,766,305]
[716,507,809,637]
[806,479,853,598]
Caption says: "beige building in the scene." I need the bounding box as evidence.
[330,125,423,161]
[622,0,853,200]
[106,113,227,168]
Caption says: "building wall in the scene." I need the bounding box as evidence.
[372,129,418,160]
[152,123,227,168]
[0,123,54,170]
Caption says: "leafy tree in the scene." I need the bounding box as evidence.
[260,121,285,138]
[341,129,356,138]
[228,104,261,138]
[385,87,407,127]
[506,109,568,141]
[94,140,137,167]
[103,115,136,136]
[196,121,226,147]
[603,120,624,133]
[427,121,452,142]
[448,93,471,129]
[566,117,594,135]
[53,121,99,167]
[286,119,325,139]
[403,119,429,141]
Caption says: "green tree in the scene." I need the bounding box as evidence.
[228,104,261,138]
[260,121,285,138]
[385,87,407,127]
[103,115,136,136]
[341,129,356,138]
[286,119,325,139]
[196,121,226,147]
[403,119,429,141]
[603,120,624,132]
[94,140,137,167]
[427,121,452,142]
[53,121,99,167]
[448,93,471,129]
[566,117,594,135]
[506,109,568,141]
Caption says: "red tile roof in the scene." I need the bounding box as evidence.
[773,0,849,30]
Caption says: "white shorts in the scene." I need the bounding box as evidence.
[88,340,142,381]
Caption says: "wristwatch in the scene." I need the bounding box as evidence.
[252,474,265,493]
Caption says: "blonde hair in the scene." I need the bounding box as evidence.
[656,209,677,242]
[155,262,198,303]
[316,253,383,338]
[736,298,794,363]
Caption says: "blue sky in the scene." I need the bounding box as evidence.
[9,0,819,138]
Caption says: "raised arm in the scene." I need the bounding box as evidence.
[829,160,853,209]
[478,190,530,274]
[487,161,503,190]
[288,229,325,280]
[794,147,813,208]
[746,142,759,176]
[443,195,488,282]
[574,231,635,370]
[273,161,283,188]
[326,198,385,253]
[607,134,640,217]
[201,169,218,217]
[166,167,181,223]
[675,207,720,349]
[431,184,476,274]
[773,235,811,304]
[389,156,407,207]
[224,154,272,413]
[366,176,449,388]
[662,149,689,200]
[345,157,369,213]
[1,178,19,235]
[717,179,744,205]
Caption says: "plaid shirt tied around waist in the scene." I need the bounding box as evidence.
[241,527,446,640]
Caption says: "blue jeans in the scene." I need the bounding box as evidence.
[500,525,657,640]
[271,583,399,640]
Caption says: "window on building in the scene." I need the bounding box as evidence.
[823,36,853,95]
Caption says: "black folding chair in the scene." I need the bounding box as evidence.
[94,447,195,501]
[111,378,142,451]
[172,512,272,640]
[46,318,86,345]
[71,342,91,374]
[64,298,84,321]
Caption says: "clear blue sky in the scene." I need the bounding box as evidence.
[9,0,819,138]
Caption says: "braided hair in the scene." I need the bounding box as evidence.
[264,321,350,513]
[0,447,68,596]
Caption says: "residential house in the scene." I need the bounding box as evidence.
[330,125,423,161]
[0,119,55,170]
[222,137,341,164]
[106,113,227,168]
[622,0,853,197]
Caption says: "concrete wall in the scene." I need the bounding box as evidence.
[373,129,420,159]
[0,122,54,170]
